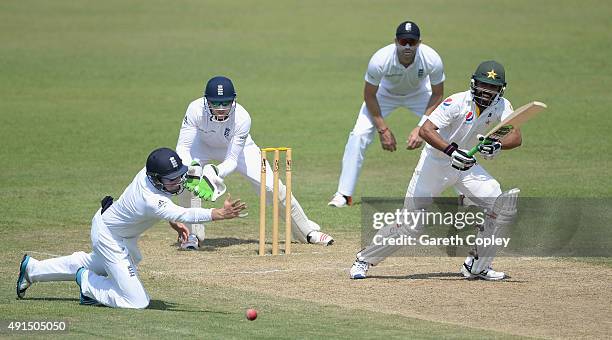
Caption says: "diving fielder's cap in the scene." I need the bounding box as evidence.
[396,21,420,40]
[473,60,506,86]
[204,76,237,103]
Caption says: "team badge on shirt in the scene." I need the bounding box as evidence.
[224,128,231,139]
[418,68,424,78]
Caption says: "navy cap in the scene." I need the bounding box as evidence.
[204,76,237,102]
[396,21,420,40]
[146,147,188,180]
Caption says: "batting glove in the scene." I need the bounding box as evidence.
[444,142,476,171]
[477,135,502,160]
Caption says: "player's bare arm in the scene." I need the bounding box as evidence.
[365,82,397,151]
[418,119,448,151]
[169,221,189,241]
[407,82,444,149]
[211,194,247,220]
[419,119,474,170]
[499,128,522,150]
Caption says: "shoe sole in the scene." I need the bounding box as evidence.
[350,274,366,279]
[16,254,30,299]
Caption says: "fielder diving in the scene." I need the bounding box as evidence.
[350,60,521,281]
[16,148,246,308]
[174,76,334,249]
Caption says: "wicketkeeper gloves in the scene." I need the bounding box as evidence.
[185,162,226,201]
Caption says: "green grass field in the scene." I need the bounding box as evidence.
[1,0,611,338]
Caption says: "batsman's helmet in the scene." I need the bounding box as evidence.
[470,60,506,108]
[146,147,188,194]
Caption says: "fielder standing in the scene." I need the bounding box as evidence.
[329,20,445,207]
[16,147,246,308]
[350,61,521,280]
[175,76,334,249]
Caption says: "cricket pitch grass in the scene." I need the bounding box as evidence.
[1,0,611,338]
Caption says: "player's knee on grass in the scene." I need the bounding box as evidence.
[123,287,150,309]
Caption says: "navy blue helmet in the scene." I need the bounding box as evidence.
[146,147,188,194]
[204,76,237,122]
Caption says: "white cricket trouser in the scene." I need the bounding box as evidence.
[181,140,319,243]
[358,150,502,265]
[337,87,431,197]
[27,210,149,309]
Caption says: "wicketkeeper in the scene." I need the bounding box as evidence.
[173,76,334,249]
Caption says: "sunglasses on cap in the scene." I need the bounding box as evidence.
[397,38,419,47]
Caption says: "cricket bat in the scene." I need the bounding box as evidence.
[467,101,547,157]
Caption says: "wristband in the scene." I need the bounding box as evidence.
[377,127,389,134]
[444,142,458,157]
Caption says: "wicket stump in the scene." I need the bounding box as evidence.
[259,147,292,256]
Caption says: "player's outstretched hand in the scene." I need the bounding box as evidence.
[406,126,424,150]
[212,194,247,220]
[169,221,189,242]
[378,128,397,152]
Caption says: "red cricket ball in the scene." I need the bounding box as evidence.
[246,308,258,321]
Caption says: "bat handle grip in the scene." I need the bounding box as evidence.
[467,138,493,157]
[467,145,479,157]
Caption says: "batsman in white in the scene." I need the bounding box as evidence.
[350,60,522,280]
[329,20,445,207]
[16,148,246,308]
[174,76,334,250]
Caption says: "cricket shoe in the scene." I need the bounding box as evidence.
[16,254,32,299]
[76,267,102,306]
[349,260,370,279]
[307,231,334,246]
[328,192,352,207]
[180,234,200,250]
[461,263,505,281]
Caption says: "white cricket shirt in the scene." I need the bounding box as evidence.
[176,98,253,178]
[424,90,514,159]
[101,168,213,238]
[365,43,445,96]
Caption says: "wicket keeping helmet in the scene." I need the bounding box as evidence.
[204,76,237,122]
[470,60,506,108]
[146,147,188,194]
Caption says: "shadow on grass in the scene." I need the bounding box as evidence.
[369,272,464,280]
[147,300,232,314]
[171,237,259,251]
[19,297,80,302]
[369,272,527,282]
